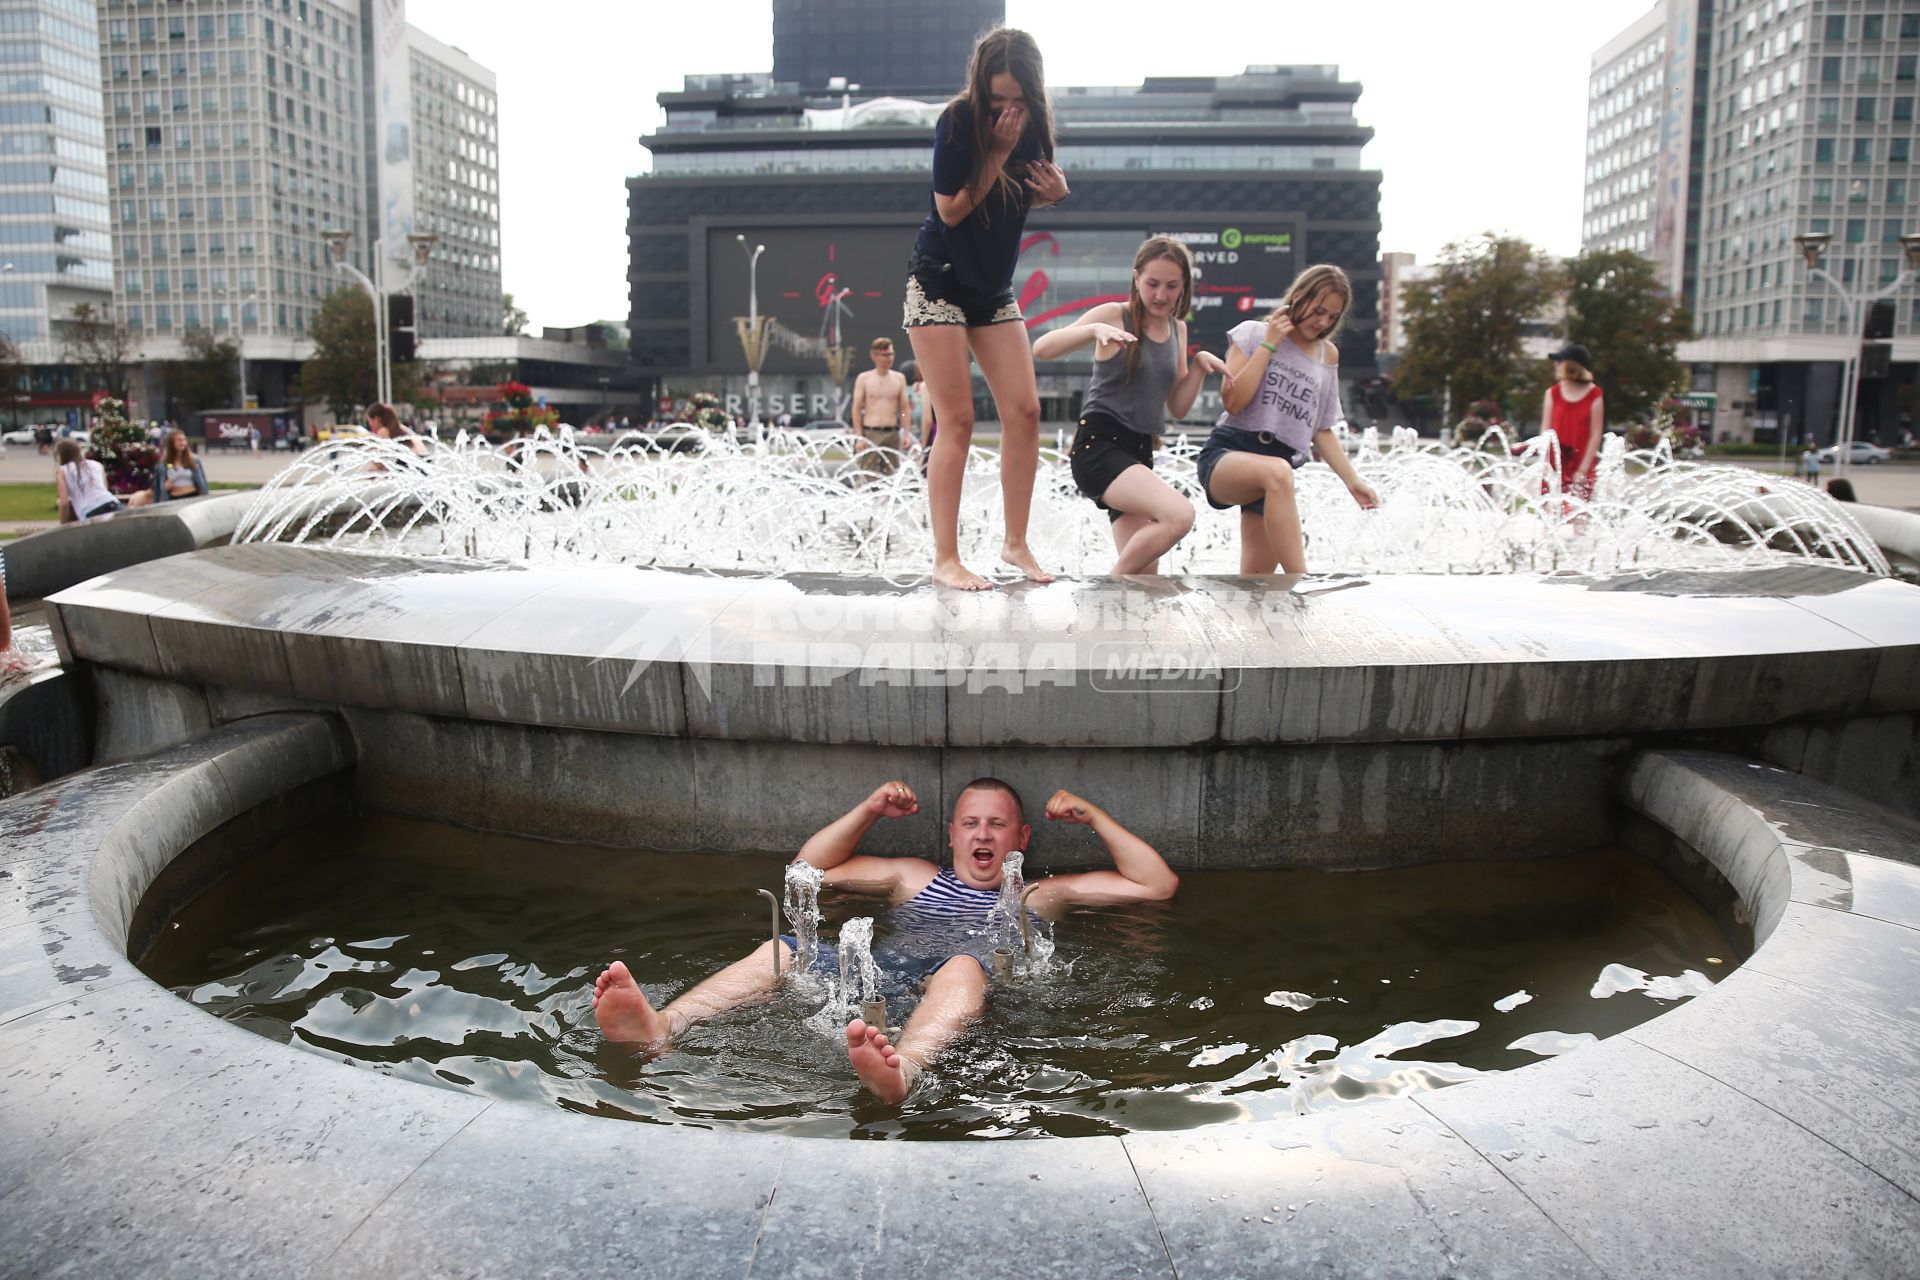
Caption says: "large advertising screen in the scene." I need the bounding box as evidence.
[706,226,920,379]
[703,220,1299,378]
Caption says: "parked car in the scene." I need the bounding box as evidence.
[1815,440,1892,465]
[0,426,33,445]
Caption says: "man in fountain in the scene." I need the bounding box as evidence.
[592,778,1178,1103]
[849,337,912,476]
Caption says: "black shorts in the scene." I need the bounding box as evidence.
[902,251,1023,329]
[1069,411,1155,523]
[1196,425,1307,516]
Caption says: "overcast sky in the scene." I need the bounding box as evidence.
[404,0,1662,331]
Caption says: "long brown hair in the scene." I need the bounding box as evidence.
[1123,237,1194,383]
[1269,264,1353,338]
[162,429,196,468]
[947,27,1054,220]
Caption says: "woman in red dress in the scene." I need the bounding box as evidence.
[1540,343,1604,499]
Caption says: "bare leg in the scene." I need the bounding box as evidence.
[1110,513,1156,576]
[969,322,1053,583]
[1101,464,1195,575]
[593,939,792,1050]
[846,955,988,1103]
[910,324,991,590]
[1205,453,1306,574]
[0,591,27,675]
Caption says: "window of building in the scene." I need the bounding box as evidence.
[1896,98,1916,122]
[1856,97,1877,122]
[1864,15,1885,41]
[1846,217,1866,243]
[1895,138,1913,163]
[1855,138,1875,163]
[1821,56,1841,81]
[1824,15,1846,40]
[1815,137,1836,161]
[1892,178,1910,203]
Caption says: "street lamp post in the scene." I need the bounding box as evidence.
[736,233,766,424]
[321,231,437,412]
[1794,231,1920,478]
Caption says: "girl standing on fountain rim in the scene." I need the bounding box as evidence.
[1035,236,1233,575]
[1540,343,1604,500]
[907,27,1069,590]
[1198,263,1378,574]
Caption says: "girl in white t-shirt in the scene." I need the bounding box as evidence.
[1195,264,1378,574]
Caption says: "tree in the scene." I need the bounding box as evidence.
[1394,234,1559,426]
[296,288,420,420]
[1561,248,1690,427]
[60,303,137,399]
[502,291,529,337]
[164,326,240,418]
[0,329,23,424]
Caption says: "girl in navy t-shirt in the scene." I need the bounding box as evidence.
[905,27,1069,590]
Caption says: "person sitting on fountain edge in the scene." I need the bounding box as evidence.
[592,777,1178,1103]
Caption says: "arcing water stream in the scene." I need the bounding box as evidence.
[234,425,1889,578]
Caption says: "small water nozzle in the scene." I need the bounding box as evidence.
[861,996,888,1035]
[991,946,1014,981]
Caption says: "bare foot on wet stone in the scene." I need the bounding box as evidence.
[933,557,994,591]
[999,543,1055,584]
[593,960,673,1047]
[846,1017,915,1103]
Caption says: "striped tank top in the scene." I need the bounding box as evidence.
[894,866,1004,926]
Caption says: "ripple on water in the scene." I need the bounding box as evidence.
[138,816,1739,1139]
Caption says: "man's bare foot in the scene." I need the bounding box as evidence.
[592,961,673,1047]
[999,543,1055,584]
[846,1017,916,1103]
[933,557,994,591]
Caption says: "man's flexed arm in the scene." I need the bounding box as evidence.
[1028,790,1179,917]
[795,781,926,897]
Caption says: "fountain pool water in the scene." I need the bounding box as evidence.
[233,426,1889,579]
[137,814,1735,1140]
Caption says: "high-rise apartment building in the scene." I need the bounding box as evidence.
[405,24,498,337]
[1587,0,1920,444]
[94,0,499,419]
[1583,6,1667,261]
[0,0,115,425]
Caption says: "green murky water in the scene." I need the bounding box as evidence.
[140,815,1734,1139]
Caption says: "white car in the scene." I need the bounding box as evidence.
[1,426,34,445]
[1815,440,1893,465]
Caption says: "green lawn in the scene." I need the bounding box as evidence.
[0,484,57,522]
[0,480,255,525]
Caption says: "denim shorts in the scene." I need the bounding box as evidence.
[1196,425,1307,516]
[902,252,1023,329]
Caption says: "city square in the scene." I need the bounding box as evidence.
[3,1,1920,1277]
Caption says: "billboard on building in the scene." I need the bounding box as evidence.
[1653,0,1701,295]
[704,221,1299,377]
[372,0,414,258]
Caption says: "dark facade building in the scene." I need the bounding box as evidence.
[629,64,1381,426]
[772,0,1002,97]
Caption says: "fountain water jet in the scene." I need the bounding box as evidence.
[233,425,1889,578]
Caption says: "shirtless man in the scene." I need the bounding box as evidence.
[592,777,1178,1103]
[849,337,911,476]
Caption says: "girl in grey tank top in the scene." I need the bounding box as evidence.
[1031,236,1232,575]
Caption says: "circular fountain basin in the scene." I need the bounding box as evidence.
[4,547,1919,1272]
